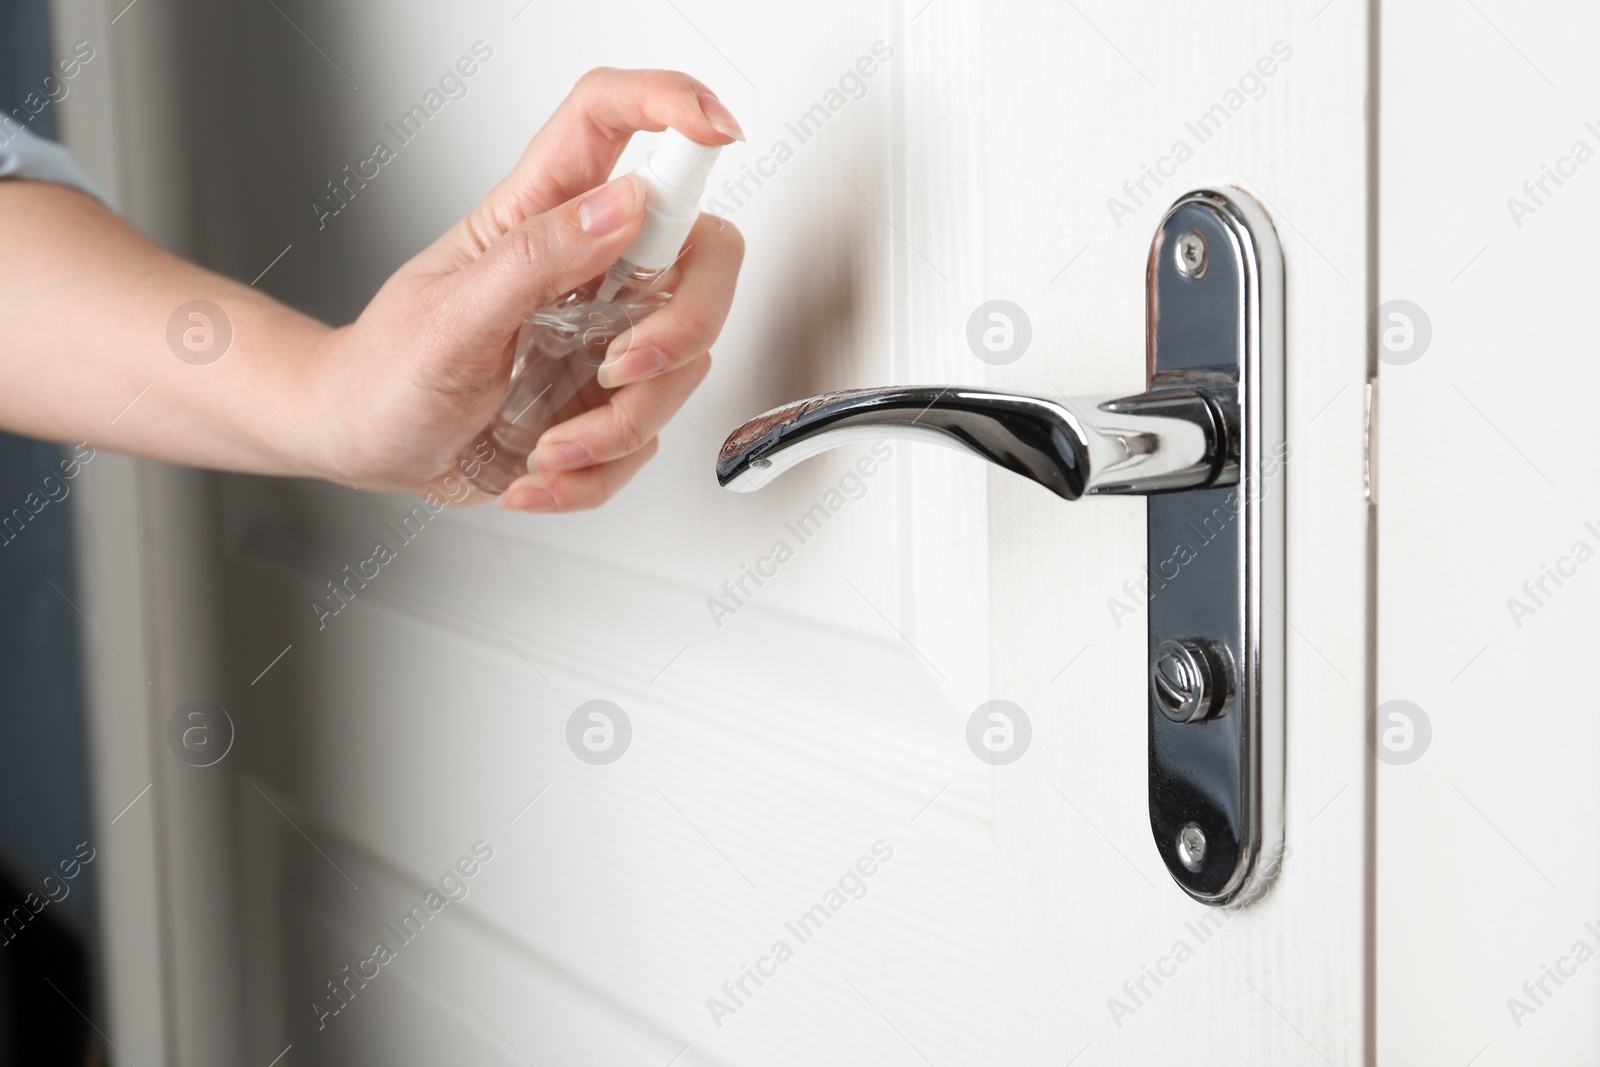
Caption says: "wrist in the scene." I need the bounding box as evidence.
[258,321,354,486]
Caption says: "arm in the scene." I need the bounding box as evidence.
[0,68,745,511]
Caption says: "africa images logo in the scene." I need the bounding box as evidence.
[704,842,895,1029]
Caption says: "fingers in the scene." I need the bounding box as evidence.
[447,173,647,345]
[597,215,744,388]
[496,350,713,512]
[485,68,744,223]
[500,437,660,513]
[532,353,712,472]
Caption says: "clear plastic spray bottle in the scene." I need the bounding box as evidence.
[460,130,723,495]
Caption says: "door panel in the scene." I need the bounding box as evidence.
[958,3,1370,1060]
[68,0,1372,1063]
[1377,2,1600,1062]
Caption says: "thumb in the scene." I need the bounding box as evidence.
[450,173,646,341]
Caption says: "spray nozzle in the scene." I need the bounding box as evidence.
[618,128,724,271]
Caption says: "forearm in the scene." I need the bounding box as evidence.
[0,180,337,480]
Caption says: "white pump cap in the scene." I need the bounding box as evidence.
[620,128,722,270]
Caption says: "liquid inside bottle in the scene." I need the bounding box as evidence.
[461,259,677,495]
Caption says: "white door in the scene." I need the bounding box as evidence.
[1375,3,1600,1063]
[64,0,1372,1063]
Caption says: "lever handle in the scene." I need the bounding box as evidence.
[716,383,1234,500]
[711,187,1285,908]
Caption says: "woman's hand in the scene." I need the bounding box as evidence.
[309,67,746,511]
[0,68,742,509]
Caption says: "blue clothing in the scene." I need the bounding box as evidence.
[0,124,105,201]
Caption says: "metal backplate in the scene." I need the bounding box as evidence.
[1145,189,1285,905]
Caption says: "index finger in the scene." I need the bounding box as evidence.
[482,68,743,227]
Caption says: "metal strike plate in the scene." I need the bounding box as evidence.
[1144,190,1285,905]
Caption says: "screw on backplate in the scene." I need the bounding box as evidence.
[750,457,772,470]
[1177,822,1207,872]
[1176,229,1208,278]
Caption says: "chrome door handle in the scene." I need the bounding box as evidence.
[715,188,1286,907]
[716,382,1232,500]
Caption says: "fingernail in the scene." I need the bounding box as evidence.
[598,345,665,388]
[501,487,556,512]
[697,91,745,142]
[578,175,640,236]
[533,441,591,473]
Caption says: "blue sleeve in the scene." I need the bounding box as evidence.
[0,126,107,203]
